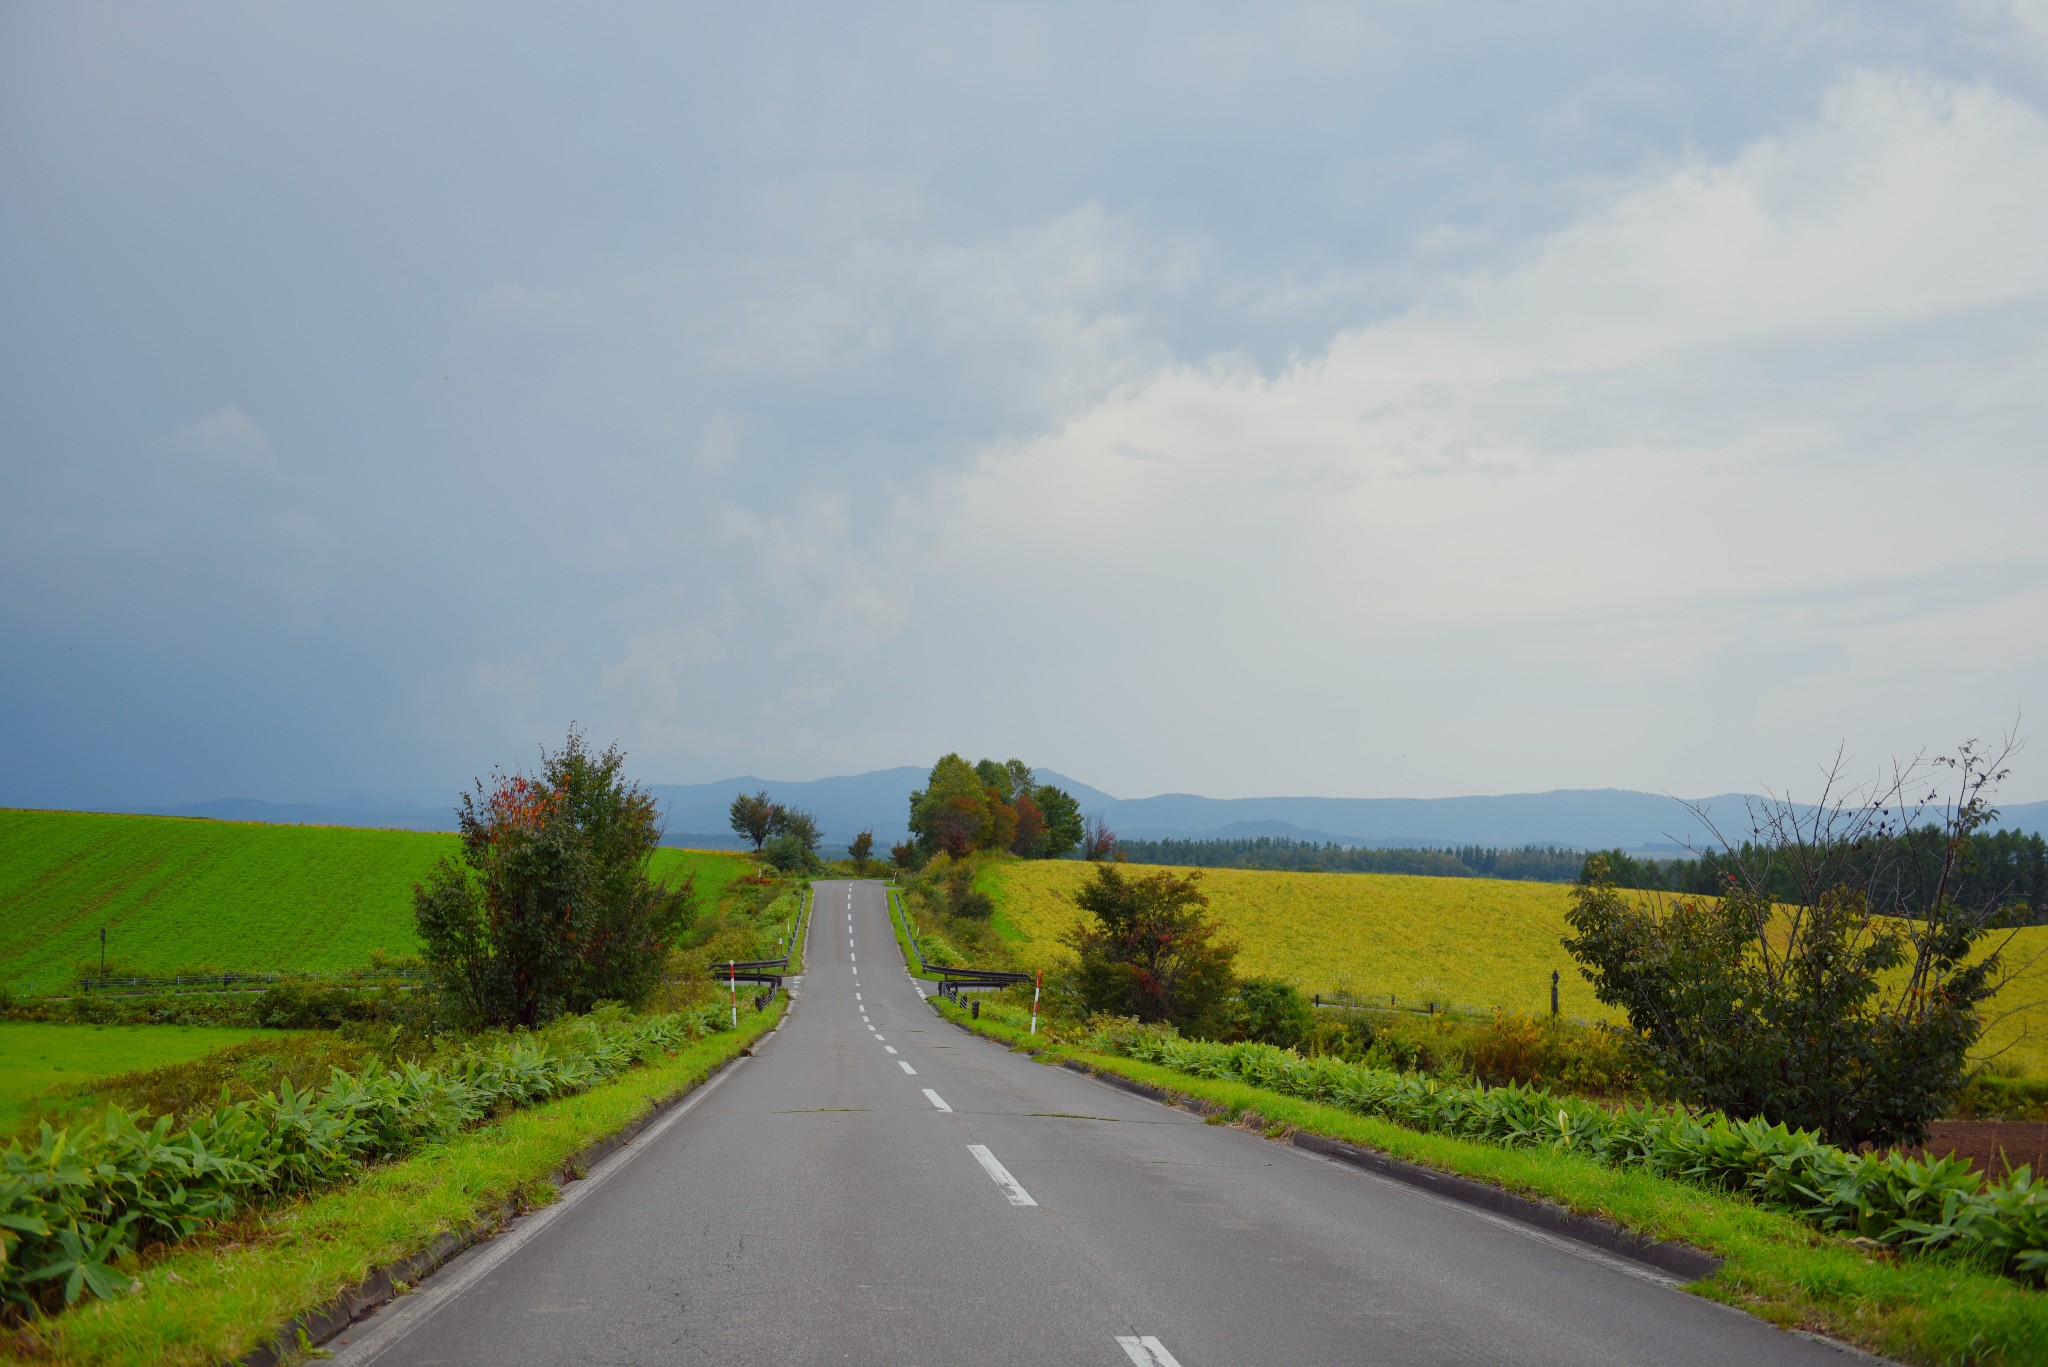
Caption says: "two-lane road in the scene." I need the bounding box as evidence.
[331,879,1862,1366]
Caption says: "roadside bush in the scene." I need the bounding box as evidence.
[415,729,694,1030]
[1231,979,1313,1049]
[1062,863,1237,1037]
[762,832,822,874]
[0,1006,737,1321]
[1092,1027,2048,1284]
[1564,743,2017,1148]
[940,863,993,920]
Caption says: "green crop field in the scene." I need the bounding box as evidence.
[0,1022,274,1132]
[0,809,750,990]
[985,860,2048,1076]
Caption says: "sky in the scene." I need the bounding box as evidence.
[3,2,2046,810]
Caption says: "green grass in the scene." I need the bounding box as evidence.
[931,997,2048,1365]
[0,1022,276,1132]
[884,887,945,980]
[0,808,750,990]
[988,858,2048,1076]
[3,1001,782,1366]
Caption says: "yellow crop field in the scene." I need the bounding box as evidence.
[985,861,2048,1076]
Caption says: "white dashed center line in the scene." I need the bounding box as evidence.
[966,1144,1035,1206]
[922,1089,951,1112]
[897,1060,917,1075]
[885,1046,898,1054]
[1115,1337,1183,1366]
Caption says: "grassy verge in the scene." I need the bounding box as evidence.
[928,998,2048,1366]
[885,887,943,981]
[3,1001,783,1367]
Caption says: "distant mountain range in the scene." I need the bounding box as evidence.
[116,772,2048,853]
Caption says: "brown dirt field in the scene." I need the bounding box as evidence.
[1897,1120,2048,1178]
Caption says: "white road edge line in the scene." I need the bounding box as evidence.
[922,1088,951,1112]
[966,1143,1036,1206]
[1116,1335,1183,1366]
[898,1060,917,1074]
[326,1051,752,1365]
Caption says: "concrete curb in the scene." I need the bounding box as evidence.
[239,1013,786,1367]
[1049,1057,1721,1285]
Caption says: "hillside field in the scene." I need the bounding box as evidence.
[985,860,2048,1076]
[0,809,748,990]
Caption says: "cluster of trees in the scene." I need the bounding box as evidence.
[414,730,694,1030]
[1584,826,2047,924]
[903,755,1085,862]
[1564,741,2021,1146]
[1112,836,1588,881]
[727,790,824,873]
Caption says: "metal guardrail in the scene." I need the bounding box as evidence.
[705,882,815,999]
[886,885,1031,998]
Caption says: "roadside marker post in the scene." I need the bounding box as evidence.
[1030,970,1042,1035]
[729,959,737,1028]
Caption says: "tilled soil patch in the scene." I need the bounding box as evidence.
[1895,1119,2048,1178]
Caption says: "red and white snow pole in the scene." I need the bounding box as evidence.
[1030,969,1042,1035]
[729,959,737,1028]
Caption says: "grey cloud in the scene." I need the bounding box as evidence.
[3,2,2046,809]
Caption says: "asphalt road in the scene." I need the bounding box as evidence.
[329,879,1866,1366]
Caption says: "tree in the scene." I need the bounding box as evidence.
[909,754,992,856]
[848,828,875,874]
[1010,793,1048,856]
[1033,784,1085,858]
[415,729,693,1029]
[1062,863,1236,1034]
[729,790,777,851]
[983,786,1020,854]
[890,839,921,871]
[1563,738,2021,1147]
[543,730,696,1013]
[769,805,821,854]
[1083,814,1118,861]
[763,805,823,873]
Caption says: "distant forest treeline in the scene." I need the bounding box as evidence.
[1109,836,1588,882]
[1111,829,2048,923]
[1592,827,2047,923]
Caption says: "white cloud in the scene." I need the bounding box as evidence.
[890,73,2048,797]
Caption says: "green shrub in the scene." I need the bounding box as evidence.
[1093,1027,2048,1284]
[1232,979,1313,1049]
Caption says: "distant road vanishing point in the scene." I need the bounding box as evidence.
[325,880,1861,1367]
